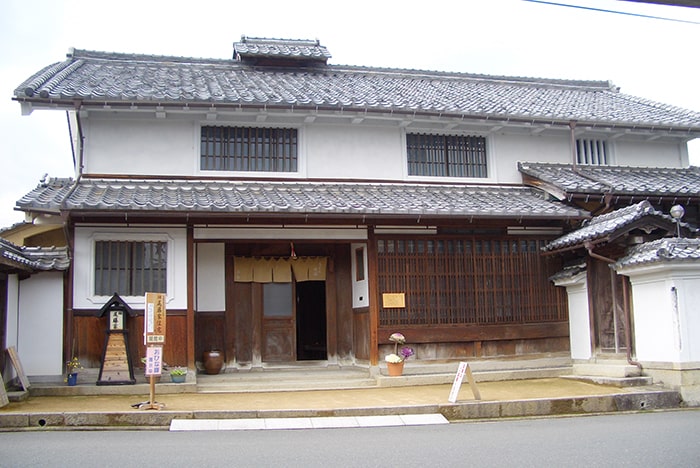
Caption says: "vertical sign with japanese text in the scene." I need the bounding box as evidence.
[144,292,167,345]
[144,345,163,376]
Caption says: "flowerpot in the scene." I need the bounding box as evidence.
[202,350,224,375]
[171,374,186,383]
[387,361,404,376]
[67,372,78,386]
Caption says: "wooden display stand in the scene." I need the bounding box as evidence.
[96,294,136,385]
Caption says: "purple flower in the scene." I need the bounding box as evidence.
[400,347,414,360]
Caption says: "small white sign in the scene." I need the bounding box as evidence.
[448,362,469,403]
[145,345,163,376]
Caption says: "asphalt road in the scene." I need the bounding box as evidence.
[1,409,698,467]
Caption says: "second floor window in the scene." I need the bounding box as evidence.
[407,133,488,178]
[576,139,609,165]
[201,126,298,172]
[95,240,167,296]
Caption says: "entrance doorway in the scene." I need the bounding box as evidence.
[296,281,327,360]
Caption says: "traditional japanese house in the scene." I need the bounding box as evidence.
[8,37,700,380]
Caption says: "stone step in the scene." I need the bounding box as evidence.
[573,363,643,378]
[563,375,654,388]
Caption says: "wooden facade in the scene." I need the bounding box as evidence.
[68,231,568,370]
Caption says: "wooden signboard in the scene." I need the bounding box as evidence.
[7,346,30,391]
[382,293,406,308]
[0,374,9,408]
[144,292,167,345]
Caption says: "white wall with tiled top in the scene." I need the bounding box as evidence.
[617,263,700,363]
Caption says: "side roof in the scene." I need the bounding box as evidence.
[15,178,587,221]
[543,200,692,253]
[520,163,700,201]
[0,237,70,273]
[13,44,700,133]
[614,237,700,270]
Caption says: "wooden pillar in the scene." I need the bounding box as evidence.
[186,226,195,369]
[367,226,379,365]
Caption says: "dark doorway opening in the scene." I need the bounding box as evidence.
[296,281,327,360]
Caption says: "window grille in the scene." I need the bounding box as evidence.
[95,241,167,296]
[407,133,487,177]
[576,139,608,165]
[377,237,566,326]
[201,126,298,172]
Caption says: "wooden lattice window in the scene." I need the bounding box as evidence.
[407,133,487,177]
[94,241,167,296]
[377,237,566,326]
[201,126,298,172]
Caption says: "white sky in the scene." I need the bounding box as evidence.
[0,0,698,228]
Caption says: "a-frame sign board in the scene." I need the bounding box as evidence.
[96,293,137,385]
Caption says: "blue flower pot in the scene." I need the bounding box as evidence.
[171,374,186,383]
[67,373,78,386]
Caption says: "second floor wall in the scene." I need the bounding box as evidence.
[78,111,691,184]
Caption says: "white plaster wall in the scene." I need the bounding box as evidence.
[619,264,700,363]
[614,140,686,168]
[554,274,591,360]
[17,272,64,376]
[72,226,188,310]
[3,275,20,382]
[305,125,400,180]
[196,243,225,312]
[495,133,571,183]
[79,114,689,183]
[5,275,19,349]
[84,117,195,176]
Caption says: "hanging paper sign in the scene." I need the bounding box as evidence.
[145,345,163,376]
[144,292,167,345]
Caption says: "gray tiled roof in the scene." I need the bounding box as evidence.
[0,238,70,271]
[233,37,331,62]
[519,162,700,198]
[16,178,586,220]
[14,48,700,130]
[614,237,700,269]
[544,200,686,252]
[549,260,587,283]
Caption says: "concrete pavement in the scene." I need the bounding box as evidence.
[0,367,683,430]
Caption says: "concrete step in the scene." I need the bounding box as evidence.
[573,363,643,378]
[196,367,377,393]
[563,375,654,388]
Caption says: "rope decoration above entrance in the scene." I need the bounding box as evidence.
[234,256,327,283]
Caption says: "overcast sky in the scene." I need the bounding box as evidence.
[1,0,698,228]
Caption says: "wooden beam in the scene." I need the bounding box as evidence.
[186,226,195,370]
[367,227,379,365]
[378,322,569,344]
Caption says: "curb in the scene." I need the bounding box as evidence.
[0,389,682,431]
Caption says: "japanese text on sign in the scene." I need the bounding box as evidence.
[145,345,163,376]
[144,292,167,345]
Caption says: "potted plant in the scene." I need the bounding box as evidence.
[65,357,82,386]
[169,366,187,383]
[384,333,415,376]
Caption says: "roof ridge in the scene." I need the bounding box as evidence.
[66,48,615,91]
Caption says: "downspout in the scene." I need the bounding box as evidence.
[584,242,642,372]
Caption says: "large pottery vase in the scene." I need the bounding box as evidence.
[203,350,224,375]
[387,361,404,377]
